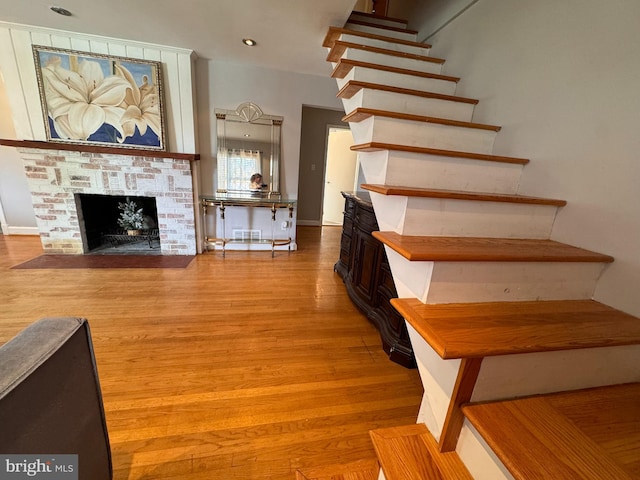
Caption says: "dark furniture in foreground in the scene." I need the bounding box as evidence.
[0,317,112,480]
[335,191,415,368]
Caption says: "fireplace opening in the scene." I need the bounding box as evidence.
[75,194,160,254]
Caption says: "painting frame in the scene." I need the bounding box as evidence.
[32,45,167,151]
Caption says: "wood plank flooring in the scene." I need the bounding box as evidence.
[0,227,423,480]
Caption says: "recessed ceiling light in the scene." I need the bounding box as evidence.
[242,38,257,47]
[50,6,72,16]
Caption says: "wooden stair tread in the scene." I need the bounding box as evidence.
[323,26,430,49]
[346,18,418,35]
[327,40,445,64]
[462,383,640,479]
[372,232,615,263]
[331,58,460,82]
[351,142,530,165]
[370,424,473,479]
[338,80,479,105]
[391,299,640,359]
[362,184,566,206]
[343,107,502,132]
[295,458,380,480]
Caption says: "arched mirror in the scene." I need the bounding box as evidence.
[215,103,282,197]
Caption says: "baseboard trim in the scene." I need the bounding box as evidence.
[3,226,39,235]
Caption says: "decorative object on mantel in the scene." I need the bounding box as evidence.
[32,45,167,151]
[117,199,144,235]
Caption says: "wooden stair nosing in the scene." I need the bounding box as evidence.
[391,298,640,359]
[372,232,616,263]
[351,142,530,165]
[346,18,419,35]
[361,184,566,207]
[461,383,640,480]
[337,80,479,105]
[370,424,473,479]
[327,40,445,65]
[323,26,431,49]
[330,58,460,82]
[343,107,502,132]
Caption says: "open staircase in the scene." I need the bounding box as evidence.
[298,9,640,480]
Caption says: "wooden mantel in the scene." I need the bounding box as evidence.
[0,139,200,161]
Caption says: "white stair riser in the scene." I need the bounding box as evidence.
[336,65,458,96]
[350,116,498,154]
[342,89,475,122]
[385,250,606,303]
[457,422,514,480]
[348,14,408,29]
[345,23,418,42]
[358,150,523,194]
[369,193,558,239]
[339,32,431,56]
[339,47,443,75]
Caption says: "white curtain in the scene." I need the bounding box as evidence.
[217,149,261,191]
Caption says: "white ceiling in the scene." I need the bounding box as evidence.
[0,0,357,76]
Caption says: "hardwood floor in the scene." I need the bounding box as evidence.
[0,226,423,479]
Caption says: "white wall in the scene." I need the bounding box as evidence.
[0,22,198,231]
[408,0,477,40]
[425,0,640,316]
[196,59,343,198]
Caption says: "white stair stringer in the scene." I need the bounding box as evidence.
[349,115,499,154]
[334,63,459,96]
[368,192,560,239]
[333,44,444,75]
[356,149,525,194]
[345,22,417,42]
[340,87,476,122]
[384,248,607,304]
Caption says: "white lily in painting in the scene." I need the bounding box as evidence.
[41,56,130,140]
[114,63,162,142]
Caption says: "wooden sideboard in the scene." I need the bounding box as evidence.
[335,191,415,368]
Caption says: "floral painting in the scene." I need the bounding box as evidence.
[32,46,166,150]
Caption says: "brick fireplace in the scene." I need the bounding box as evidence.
[13,143,198,255]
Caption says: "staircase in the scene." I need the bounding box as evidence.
[306,9,640,480]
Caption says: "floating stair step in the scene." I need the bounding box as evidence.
[370,423,473,479]
[373,232,615,263]
[352,142,529,166]
[462,383,640,479]
[348,11,409,30]
[343,22,418,43]
[345,109,501,154]
[328,41,444,75]
[323,26,432,54]
[354,144,527,195]
[338,81,478,105]
[362,184,565,238]
[362,184,565,206]
[332,60,459,96]
[338,82,477,121]
[391,299,640,359]
[346,18,418,36]
[295,458,380,480]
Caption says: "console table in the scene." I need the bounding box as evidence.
[335,191,415,368]
[200,193,295,257]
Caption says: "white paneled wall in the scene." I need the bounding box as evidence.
[0,21,197,153]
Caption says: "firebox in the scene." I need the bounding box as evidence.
[75,194,159,253]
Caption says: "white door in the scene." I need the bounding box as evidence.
[322,127,358,225]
